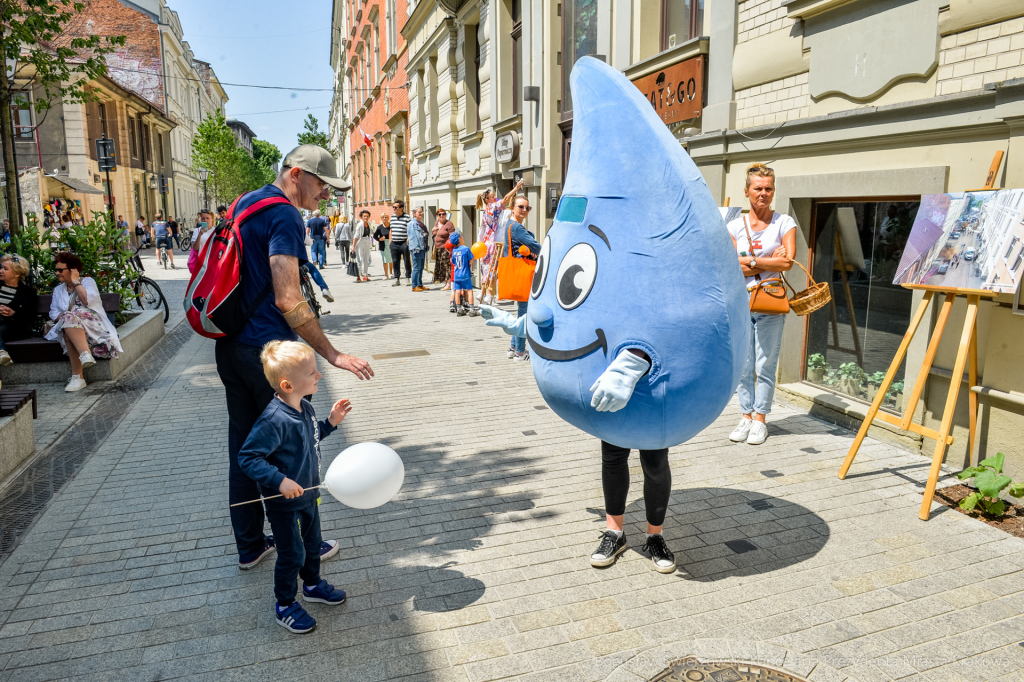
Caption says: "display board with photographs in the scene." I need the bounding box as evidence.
[893,189,1024,293]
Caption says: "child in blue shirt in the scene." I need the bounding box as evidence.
[238,341,352,634]
[449,232,478,317]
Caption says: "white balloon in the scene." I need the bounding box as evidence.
[323,442,405,509]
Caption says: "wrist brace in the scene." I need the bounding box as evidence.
[283,301,316,329]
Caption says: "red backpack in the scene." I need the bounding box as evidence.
[184,192,293,339]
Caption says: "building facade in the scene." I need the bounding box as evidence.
[227,118,255,158]
[341,0,411,223]
[329,0,353,211]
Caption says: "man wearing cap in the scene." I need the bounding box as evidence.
[216,144,374,572]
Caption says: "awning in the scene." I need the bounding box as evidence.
[44,175,103,195]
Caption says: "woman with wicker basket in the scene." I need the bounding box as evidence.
[726,163,797,445]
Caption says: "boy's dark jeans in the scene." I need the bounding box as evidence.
[267,503,322,604]
[215,338,276,557]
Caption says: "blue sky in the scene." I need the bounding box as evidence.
[169,0,336,159]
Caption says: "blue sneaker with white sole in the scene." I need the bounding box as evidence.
[320,540,340,561]
[275,601,316,633]
[238,536,276,570]
[302,579,347,605]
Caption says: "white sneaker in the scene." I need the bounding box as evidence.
[322,289,335,302]
[79,351,96,370]
[746,421,768,445]
[729,417,752,442]
[65,375,87,392]
[507,348,517,359]
[514,351,530,363]
[0,350,11,366]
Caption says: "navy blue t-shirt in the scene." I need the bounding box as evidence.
[234,184,307,347]
[307,216,328,239]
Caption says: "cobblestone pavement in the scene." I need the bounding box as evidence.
[0,259,1022,682]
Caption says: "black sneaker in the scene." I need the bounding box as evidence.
[590,531,627,568]
[641,534,676,574]
[449,303,457,313]
[238,536,276,570]
[457,305,468,317]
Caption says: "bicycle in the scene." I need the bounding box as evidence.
[179,232,192,251]
[299,264,325,318]
[127,245,170,323]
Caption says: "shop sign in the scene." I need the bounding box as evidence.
[632,55,704,124]
[494,131,520,164]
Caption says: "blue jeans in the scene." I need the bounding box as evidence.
[267,503,322,604]
[514,300,529,353]
[311,238,327,268]
[215,339,276,557]
[736,312,787,415]
[411,250,425,288]
[305,263,328,290]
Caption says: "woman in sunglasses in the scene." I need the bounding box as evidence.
[45,252,122,392]
[0,254,38,367]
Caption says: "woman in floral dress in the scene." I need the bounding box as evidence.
[46,252,122,392]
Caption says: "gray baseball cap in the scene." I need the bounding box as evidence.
[281,145,351,191]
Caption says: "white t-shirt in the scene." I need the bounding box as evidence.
[727,212,797,288]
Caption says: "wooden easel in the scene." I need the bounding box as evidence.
[838,152,1004,520]
[829,229,864,365]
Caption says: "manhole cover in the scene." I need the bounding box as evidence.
[651,659,807,682]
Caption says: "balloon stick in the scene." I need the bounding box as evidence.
[230,485,326,508]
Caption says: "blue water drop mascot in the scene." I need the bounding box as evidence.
[479,56,750,573]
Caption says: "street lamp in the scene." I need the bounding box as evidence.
[197,167,209,212]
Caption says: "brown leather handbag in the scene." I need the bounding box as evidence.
[743,217,790,315]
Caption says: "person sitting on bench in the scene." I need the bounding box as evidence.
[0,253,38,367]
[45,252,123,393]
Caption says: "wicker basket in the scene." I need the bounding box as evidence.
[784,260,831,316]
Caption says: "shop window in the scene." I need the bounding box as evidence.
[660,0,704,51]
[803,199,921,413]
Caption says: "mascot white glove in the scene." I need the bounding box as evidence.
[590,350,651,412]
[479,305,526,338]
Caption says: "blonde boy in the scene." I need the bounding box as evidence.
[237,341,352,634]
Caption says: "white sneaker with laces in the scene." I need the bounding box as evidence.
[322,289,335,302]
[79,351,96,370]
[746,420,768,445]
[514,351,530,363]
[729,417,752,442]
[0,350,12,366]
[507,348,516,359]
[65,375,87,392]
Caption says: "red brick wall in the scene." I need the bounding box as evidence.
[347,0,410,216]
[57,0,165,112]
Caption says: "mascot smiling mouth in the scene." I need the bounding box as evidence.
[527,328,608,361]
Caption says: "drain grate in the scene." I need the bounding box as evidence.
[760,469,784,478]
[0,321,194,564]
[522,430,537,436]
[371,349,430,359]
[651,658,808,681]
[748,499,774,510]
[534,405,549,410]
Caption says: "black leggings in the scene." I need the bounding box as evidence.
[601,441,671,526]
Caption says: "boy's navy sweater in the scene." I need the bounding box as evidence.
[238,397,337,511]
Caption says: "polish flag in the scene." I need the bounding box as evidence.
[360,127,373,147]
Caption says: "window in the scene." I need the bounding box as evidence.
[386,0,398,58]
[98,103,108,138]
[11,101,33,139]
[803,200,921,413]
[158,132,165,166]
[142,124,151,165]
[511,0,522,116]
[561,0,599,116]
[660,0,704,51]
[473,26,482,131]
[128,116,138,158]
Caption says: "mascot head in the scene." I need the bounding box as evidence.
[526,57,751,449]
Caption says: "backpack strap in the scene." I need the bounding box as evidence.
[230,194,296,330]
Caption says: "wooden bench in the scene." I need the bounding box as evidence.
[5,294,121,364]
[0,389,38,419]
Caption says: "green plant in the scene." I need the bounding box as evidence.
[837,362,866,381]
[956,453,1024,517]
[823,369,839,386]
[807,353,829,370]
[868,371,887,386]
[888,380,904,395]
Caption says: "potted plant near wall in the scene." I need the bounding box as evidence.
[866,371,887,402]
[806,353,830,384]
[837,362,867,397]
[887,380,905,410]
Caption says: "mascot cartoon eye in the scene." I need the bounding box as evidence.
[531,236,551,299]
[555,243,598,310]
